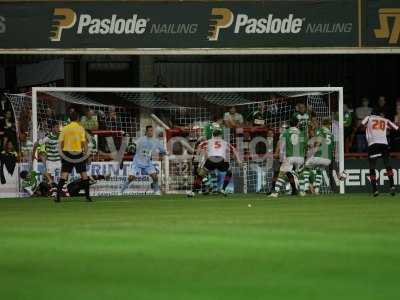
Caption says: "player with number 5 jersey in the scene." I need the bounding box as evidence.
[195,127,242,196]
[361,113,399,196]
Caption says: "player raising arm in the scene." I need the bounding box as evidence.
[194,127,242,196]
[362,112,399,196]
[122,125,166,195]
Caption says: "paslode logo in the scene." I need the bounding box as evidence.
[208,8,234,41]
[374,8,400,44]
[207,8,303,41]
[50,8,77,42]
[50,8,148,42]
[0,15,6,34]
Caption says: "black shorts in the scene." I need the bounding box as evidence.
[61,152,87,174]
[368,143,389,160]
[204,157,230,172]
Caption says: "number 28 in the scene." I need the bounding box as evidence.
[372,120,385,130]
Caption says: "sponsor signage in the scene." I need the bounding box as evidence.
[344,158,400,193]
[0,1,358,49]
[364,0,400,47]
[1,158,396,198]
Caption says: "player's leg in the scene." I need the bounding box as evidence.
[43,171,53,186]
[382,145,395,195]
[269,159,292,197]
[144,164,160,194]
[219,162,232,195]
[190,162,202,195]
[210,171,220,193]
[46,161,60,197]
[286,171,298,195]
[368,146,379,196]
[56,172,69,202]
[149,173,160,195]
[198,159,218,195]
[299,166,311,196]
[56,156,72,202]
[121,163,139,192]
[313,158,331,194]
[77,159,91,201]
[313,168,322,194]
[269,160,281,195]
[303,158,318,195]
[288,157,303,196]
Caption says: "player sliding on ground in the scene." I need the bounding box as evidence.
[121,125,166,195]
[269,119,306,198]
[362,111,399,196]
[188,127,242,197]
[299,118,333,196]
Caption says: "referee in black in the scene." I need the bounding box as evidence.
[56,111,91,202]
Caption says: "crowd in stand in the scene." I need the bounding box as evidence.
[344,96,400,153]
[0,94,17,156]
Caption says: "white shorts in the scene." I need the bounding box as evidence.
[305,157,331,168]
[280,157,304,173]
[45,160,61,178]
[128,163,158,177]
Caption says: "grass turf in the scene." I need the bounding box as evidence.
[0,194,399,300]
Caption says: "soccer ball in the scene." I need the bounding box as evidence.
[339,171,348,181]
[186,191,195,197]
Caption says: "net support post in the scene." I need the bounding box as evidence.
[164,157,170,194]
[338,87,345,194]
[31,87,38,172]
[243,163,248,194]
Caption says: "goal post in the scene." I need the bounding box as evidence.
[25,86,345,195]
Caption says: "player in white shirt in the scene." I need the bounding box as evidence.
[361,112,399,196]
[195,128,242,196]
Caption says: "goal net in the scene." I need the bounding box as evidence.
[6,87,344,197]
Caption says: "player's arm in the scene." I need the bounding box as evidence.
[81,129,88,155]
[82,140,88,155]
[229,144,242,165]
[360,116,369,131]
[387,120,399,131]
[32,142,39,160]
[59,129,65,151]
[157,140,167,160]
[223,113,236,128]
[197,140,208,158]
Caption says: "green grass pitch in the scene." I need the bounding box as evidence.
[0,194,399,300]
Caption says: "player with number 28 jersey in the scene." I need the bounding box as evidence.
[361,114,399,196]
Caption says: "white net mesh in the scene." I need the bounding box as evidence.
[6,88,342,196]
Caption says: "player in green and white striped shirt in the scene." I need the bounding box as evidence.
[32,123,61,192]
[269,118,306,198]
[299,118,334,196]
